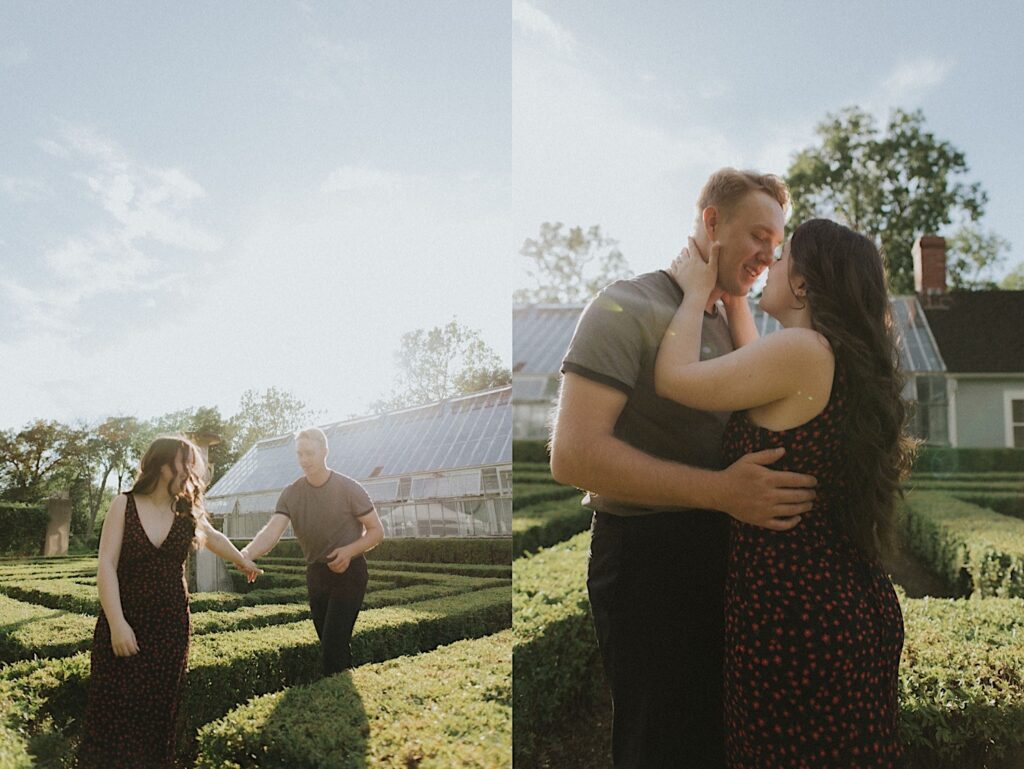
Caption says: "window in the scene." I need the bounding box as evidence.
[913,376,949,446]
[1006,391,1024,448]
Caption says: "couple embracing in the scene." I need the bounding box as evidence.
[78,427,384,769]
[551,168,915,768]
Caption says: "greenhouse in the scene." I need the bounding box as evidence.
[206,385,512,539]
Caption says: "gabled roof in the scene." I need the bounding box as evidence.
[921,291,1024,373]
[207,386,512,499]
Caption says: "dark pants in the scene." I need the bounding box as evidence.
[306,556,368,675]
[588,510,729,769]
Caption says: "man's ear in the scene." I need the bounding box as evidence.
[701,206,718,239]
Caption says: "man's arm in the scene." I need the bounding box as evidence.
[327,509,385,573]
[240,513,291,560]
[550,373,816,530]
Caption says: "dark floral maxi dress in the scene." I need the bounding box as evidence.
[78,492,193,769]
[721,370,905,768]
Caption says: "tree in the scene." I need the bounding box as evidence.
[946,226,1012,290]
[372,320,510,411]
[514,223,632,304]
[78,416,139,534]
[0,420,87,502]
[1001,262,1024,290]
[786,107,990,294]
[230,388,320,458]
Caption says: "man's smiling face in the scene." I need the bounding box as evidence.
[709,190,786,297]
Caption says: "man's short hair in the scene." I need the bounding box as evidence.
[695,168,790,228]
[294,427,329,452]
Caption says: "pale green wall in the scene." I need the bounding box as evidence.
[954,377,1024,447]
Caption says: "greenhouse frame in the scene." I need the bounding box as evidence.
[206,386,512,539]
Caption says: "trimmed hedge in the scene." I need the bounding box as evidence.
[195,631,512,768]
[513,485,579,511]
[0,580,505,664]
[231,537,513,565]
[513,440,549,464]
[952,493,1024,521]
[0,586,512,764]
[900,491,1024,598]
[513,497,592,559]
[914,448,1024,474]
[513,531,600,764]
[0,503,48,556]
[900,595,1024,768]
[512,533,1024,768]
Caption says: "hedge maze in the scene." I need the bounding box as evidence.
[511,447,1024,769]
[0,540,512,769]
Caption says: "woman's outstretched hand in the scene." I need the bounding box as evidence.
[669,237,719,298]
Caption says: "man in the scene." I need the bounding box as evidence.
[241,426,385,675]
[550,168,818,768]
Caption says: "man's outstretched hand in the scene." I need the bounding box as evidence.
[237,556,263,583]
[715,447,817,531]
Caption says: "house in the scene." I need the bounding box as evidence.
[913,236,1024,448]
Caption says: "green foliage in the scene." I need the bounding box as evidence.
[0,587,511,764]
[0,421,87,503]
[514,223,632,304]
[513,497,592,558]
[946,225,1013,290]
[367,537,511,564]
[370,319,510,411]
[512,484,578,510]
[0,504,48,556]
[229,388,319,460]
[230,536,512,564]
[914,447,1024,474]
[512,440,549,463]
[513,532,602,764]
[952,493,1024,521]
[899,491,1024,598]
[900,596,1024,768]
[195,631,511,769]
[786,107,990,294]
[1001,262,1024,290]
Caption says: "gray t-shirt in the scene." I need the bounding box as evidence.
[561,270,734,516]
[275,471,375,564]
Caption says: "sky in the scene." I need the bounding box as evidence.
[0,1,510,430]
[513,0,1024,292]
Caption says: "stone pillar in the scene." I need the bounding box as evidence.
[43,492,72,556]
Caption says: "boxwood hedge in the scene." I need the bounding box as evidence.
[195,631,511,768]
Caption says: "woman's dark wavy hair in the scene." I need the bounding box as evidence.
[788,219,918,561]
[129,435,208,549]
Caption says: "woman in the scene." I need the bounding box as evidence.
[655,219,914,768]
[78,435,262,769]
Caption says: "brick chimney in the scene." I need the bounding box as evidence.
[913,235,947,295]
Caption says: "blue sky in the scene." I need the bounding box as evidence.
[0,2,511,429]
[513,0,1024,288]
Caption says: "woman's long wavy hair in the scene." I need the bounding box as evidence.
[788,219,918,561]
[129,436,208,549]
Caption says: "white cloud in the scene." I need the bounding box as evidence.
[513,1,577,56]
[3,124,222,336]
[882,57,954,101]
